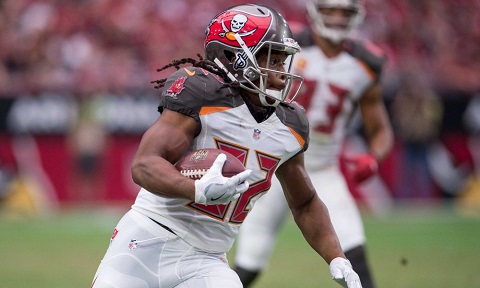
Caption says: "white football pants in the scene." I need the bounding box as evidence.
[92,210,242,288]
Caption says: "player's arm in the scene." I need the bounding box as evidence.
[131,109,198,201]
[342,82,393,184]
[359,82,393,161]
[276,153,362,287]
[276,152,345,263]
[131,108,251,204]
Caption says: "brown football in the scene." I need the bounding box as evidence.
[174,148,245,180]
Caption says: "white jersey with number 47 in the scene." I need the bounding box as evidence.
[293,30,386,170]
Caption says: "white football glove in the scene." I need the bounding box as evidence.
[329,257,363,288]
[194,153,252,205]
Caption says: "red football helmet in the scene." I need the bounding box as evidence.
[307,0,365,43]
[204,4,304,107]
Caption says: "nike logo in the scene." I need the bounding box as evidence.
[184,68,195,76]
[210,191,227,201]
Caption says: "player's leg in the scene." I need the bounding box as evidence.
[91,210,174,288]
[93,209,206,288]
[345,245,375,288]
[234,176,290,287]
[175,255,242,288]
[234,266,259,288]
[92,209,244,288]
[311,165,375,287]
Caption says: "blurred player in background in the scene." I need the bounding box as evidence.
[91,4,362,288]
[234,0,393,287]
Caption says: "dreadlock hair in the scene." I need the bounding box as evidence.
[151,54,240,92]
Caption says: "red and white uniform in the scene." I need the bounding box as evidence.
[93,66,309,288]
[235,29,385,270]
[133,67,309,254]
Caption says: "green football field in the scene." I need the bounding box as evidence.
[1,204,479,288]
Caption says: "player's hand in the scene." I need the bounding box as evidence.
[341,154,378,184]
[194,153,252,205]
[329,257,363,288]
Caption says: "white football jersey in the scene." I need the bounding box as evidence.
[292,34,385,170]
[132,67,309,253]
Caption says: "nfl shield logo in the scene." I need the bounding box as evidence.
[129,239,137,250]
[253,129,261,139]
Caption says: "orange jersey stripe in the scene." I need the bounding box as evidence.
[288,127,306,149]
[200,106,231,115]
[356,59,376,81]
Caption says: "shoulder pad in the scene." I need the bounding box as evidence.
[276,102,310,151]
[343,39,387,80]
[158,66,236,136]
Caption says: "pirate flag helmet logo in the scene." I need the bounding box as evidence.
[204,4,304,107]
[205,10,270,49]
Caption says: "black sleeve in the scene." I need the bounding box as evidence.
[277,102,310,152]
[158,68,208,122]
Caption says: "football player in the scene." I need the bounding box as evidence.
[234,1,393,287]
[91,4,362,288]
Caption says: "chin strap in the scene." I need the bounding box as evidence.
[213,58,238,83]
[259,88,281,107]
[234,33,257,65]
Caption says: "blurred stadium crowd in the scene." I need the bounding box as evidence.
[0,0,479,217]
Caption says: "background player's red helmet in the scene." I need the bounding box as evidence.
[204,4,303,107]
[307,0,365,44]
